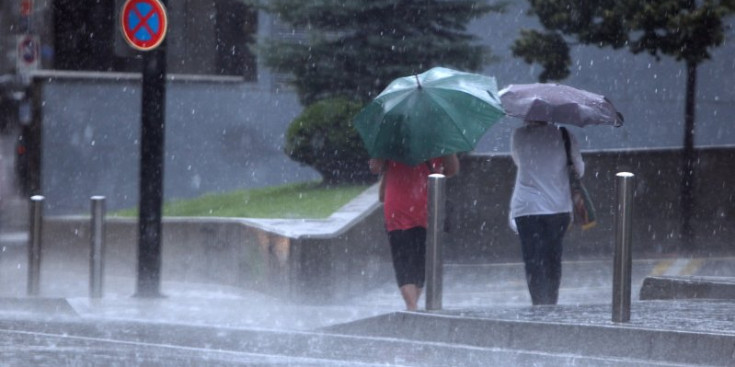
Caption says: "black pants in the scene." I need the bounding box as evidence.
[515,213,570,305]
[388,227,427,288]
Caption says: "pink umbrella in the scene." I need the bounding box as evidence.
[499,83,624,127]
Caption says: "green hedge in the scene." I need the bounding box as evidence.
[284,98,374,184]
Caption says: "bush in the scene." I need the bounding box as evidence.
[284,98,374,185]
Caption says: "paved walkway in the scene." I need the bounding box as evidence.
[0,256,734,366]
[1,257,732,330]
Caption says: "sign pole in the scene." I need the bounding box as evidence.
[120,0,169,297]
[136,45,166,297]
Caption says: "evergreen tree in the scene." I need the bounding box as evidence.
[512,0,735,249]
[259,0,506,105]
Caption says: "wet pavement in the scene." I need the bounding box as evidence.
[445,299,735,335]
[2,253,726,328]
[0,253,734,366]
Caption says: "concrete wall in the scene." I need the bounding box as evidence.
[32,147,735,303]
[33,71,317,215]
[445,148,735,262]
[38,187,392,304]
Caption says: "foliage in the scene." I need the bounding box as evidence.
[512,0,735,247]
[511,29,570,82]
[258,0,507,105]
[114,181,370,219]
[284,98,373,184]
[512,0,735,80]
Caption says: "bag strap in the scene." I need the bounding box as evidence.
[561,126,589,183]
[561,126,584,180]
[560,127,573,168]
[559,126,577,173]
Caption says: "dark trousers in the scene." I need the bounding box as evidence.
[515,213,571,305]
[388,227,427,288]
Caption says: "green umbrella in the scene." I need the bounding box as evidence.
[354,66,505,166]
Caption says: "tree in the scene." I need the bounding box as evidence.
[258,0,506,105]
[511,0,735,249]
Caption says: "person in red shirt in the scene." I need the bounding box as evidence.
[369,155,459,310]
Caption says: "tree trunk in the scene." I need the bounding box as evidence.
[679,61,697,251]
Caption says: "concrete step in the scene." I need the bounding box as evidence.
[641,275,735,300]
[324,306,735,367]
[0,315,698,367]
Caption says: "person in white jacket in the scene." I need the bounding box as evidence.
[509,120,584,305]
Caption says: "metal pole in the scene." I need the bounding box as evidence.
[27,195,44,296]
[136,19,167,298]
[90,196,106,298]
[425,174,446,311]
[613,172,634,323]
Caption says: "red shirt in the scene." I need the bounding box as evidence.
[383,158,442,232]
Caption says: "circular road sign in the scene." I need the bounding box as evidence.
[120,0,168,51]
[18,36,38,65]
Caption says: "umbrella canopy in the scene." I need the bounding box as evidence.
[499,83,624,127]
[354,66,505,166]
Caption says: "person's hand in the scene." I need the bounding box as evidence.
[442,154,460,177]
[368,159,385,174]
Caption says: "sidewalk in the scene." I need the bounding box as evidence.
[1,255,732,329]
[2,298,733,367]
[1,232,735,366]
[0,257,700,327]
[0,229,731,360]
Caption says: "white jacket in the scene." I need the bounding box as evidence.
[509,123,585,230]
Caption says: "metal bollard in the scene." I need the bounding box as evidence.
[27,195,44,296]
[90,196,106,298]
[425,174,446,311]
[612,172,634,323]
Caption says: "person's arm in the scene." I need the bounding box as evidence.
[510,129,520,166]
[368,158,385,175]
[569,133,585,177]
[441,154,460,177]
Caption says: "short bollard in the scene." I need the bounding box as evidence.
[90,196,106,298]
[425,174,446,311]
[27,195,45,296]
[613,172,634,323]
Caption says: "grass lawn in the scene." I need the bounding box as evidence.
[114,181,371,219]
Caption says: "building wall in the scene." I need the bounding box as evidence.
[445,149,735,262]
[7,1,735,215]
[35,71,316,215]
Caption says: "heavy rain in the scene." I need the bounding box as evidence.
[0,1,734,366]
